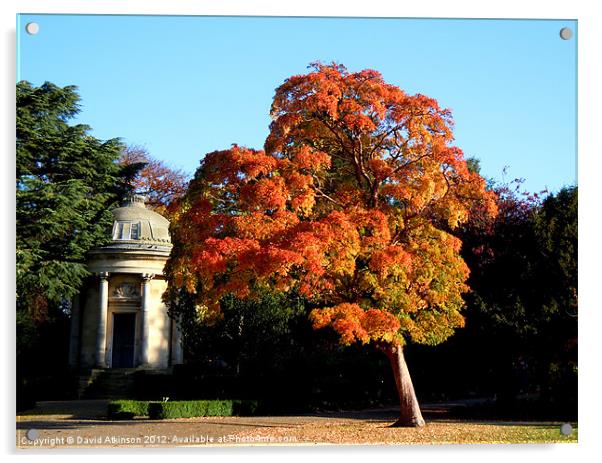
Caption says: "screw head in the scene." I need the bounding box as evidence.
[560,423,573,435]
[559,27,573,40]
[25,22,39,35]
[26,428,39,441]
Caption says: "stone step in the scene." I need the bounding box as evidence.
[77,369,137,399]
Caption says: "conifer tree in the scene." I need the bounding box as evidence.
[17,81,132,319]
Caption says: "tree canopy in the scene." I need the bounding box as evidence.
[165,63,498,426]
[167,62,497,347]
[16,81,131,319]
[119,145,189,217]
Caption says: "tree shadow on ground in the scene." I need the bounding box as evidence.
[16,400,575,431]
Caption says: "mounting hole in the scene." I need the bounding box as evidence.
[26,428,39,441]
[559,27,573,40]
[560,423,573,435]
[25,22,40,35]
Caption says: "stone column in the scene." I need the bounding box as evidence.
[172,316,184,365]
[68,294,81,367]
[140,273,154,366]
[96,272,110,367]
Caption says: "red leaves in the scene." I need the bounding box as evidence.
[349,208,391,249]
[233,210,299,241]
[289,146,332,171]
[367,159,394,181]
[240,176,287,212]
[362,308,402,343]
[369,246,413,279]
[202,145,278,185]
[119,145,188,217]
[167,62,499,347]
[194,237,260,275]
[310,303,401,345]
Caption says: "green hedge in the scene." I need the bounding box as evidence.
[148,399,260,419]
[148,400,228,419]
[107,400,151,420]
[107,399,260,420]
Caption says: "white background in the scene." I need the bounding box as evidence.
[2,1,600,462]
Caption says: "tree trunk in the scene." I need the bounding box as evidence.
[382,343,425,427]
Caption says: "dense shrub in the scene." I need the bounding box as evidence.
[107,399,260,420]
[107,400,152,420]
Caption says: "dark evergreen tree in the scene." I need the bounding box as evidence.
[17,81,134,319]
[16,81,136,407]
[409,182,577,419]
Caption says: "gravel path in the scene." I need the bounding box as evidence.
[16,400,577,448]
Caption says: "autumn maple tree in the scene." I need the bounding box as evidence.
[166,63,497,426]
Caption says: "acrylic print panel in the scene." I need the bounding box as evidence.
[16,14,577,448]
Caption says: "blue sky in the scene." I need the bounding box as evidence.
[17,14,577,194]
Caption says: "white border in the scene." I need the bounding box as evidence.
[3,1,600,462]
[1,0,587,18]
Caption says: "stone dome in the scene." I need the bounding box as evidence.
[87,194,171,275]
[108,194,172,248]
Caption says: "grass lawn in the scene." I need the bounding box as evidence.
[235,420,578,445]
[17,413,577,446]
[16,401,577,447]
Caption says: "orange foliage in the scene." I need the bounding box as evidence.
[310,303,401,345]
[166,63,498,348]
[119,146,189,217]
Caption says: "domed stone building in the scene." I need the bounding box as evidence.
[68,195,183,371]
